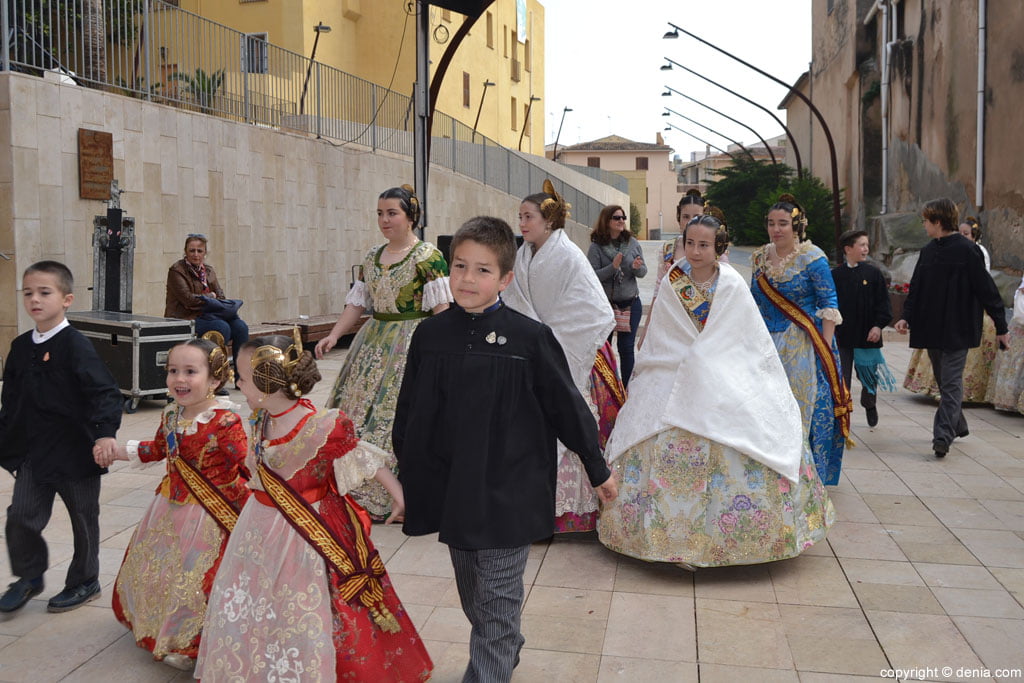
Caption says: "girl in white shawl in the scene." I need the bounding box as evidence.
[502,180,619,533]
[598,213,833,568]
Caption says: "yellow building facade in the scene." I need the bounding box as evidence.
[178,0,545,154]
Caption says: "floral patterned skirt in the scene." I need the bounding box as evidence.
[326,317,423,519]
[112,496,226,661]
[198,495,432,682]
[903,316,998,403]
[597,428,834,567]
[986,321,1024,413]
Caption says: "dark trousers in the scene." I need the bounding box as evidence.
[926,348,969,448]
[610,297,642,388]
[449,545,531,683]
[838,347,877,410]
[195,315,249,366]
[5,463,101,589]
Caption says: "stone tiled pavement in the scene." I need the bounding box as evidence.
[3,265,1024,681]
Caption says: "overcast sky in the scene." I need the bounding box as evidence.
[540,0,812,162]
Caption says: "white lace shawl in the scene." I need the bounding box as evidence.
[605,263,803,482]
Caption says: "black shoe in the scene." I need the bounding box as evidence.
[866,407,879,427]
[956,428,969,439]
[0,577,44,613]
[46,580,101,613]
[933,440,949,458]
[215,388,230,396]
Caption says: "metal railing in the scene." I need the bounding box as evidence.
[2,0,626,226]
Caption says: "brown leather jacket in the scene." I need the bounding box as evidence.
[164,259,226,320]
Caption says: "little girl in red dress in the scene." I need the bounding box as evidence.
[97,332,249,671]
[197,332,432,682]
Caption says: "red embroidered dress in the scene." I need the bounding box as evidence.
[112,401,249,663]
[197,408,432,682]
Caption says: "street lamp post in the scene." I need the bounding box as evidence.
[665,21,843,252]
[661,59,802,177]
[299,22,331,117]
[662,107,756,163]
[552,106,573,162]
[518,95,541,151]
[661,83,779,172]
[663,122,737,161]
[471,79,496,143]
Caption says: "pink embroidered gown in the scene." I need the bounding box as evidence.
[197,408,432,682]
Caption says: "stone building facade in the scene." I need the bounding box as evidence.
[783,0,1023,279]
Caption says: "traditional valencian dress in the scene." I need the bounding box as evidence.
[598,262,833,566]
[986,276,1024,414]
[903,318,998,404]
[325,240,451,519]
[113,399,249,663]
[751,242,850,486]
[197,405,432,682]
[501,228,619,532]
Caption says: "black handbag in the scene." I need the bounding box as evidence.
[198,295,243,321]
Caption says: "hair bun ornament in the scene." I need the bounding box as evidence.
[201,330,234,384]
[250,327,305,395]
[401,183,421,225]
[705,204,727,227]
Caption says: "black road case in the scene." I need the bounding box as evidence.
[67,311,194,413]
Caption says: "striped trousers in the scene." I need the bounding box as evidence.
[449,544,531,683]
[5,463,101,589]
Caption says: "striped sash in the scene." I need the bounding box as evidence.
[755,272,853,440]
[255,461,401,633]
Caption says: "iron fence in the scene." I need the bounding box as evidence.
[2,0,627,226]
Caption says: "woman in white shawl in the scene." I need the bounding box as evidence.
[598,213,833,568]
[502,180,620,533]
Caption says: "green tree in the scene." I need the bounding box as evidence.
[704,158,841,257]
[629,203,643,234]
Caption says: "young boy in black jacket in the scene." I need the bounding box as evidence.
[393,217,617,683]
[895,199,1008,457]
[0,261,122,613]
[832,230,893,427]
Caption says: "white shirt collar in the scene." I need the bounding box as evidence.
[32,318,70,344]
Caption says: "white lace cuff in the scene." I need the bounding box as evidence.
[332,440,389,495]
[125,440,150,469]
[817,307,843,324]
[345,280,370,308]
[422,276,453,310]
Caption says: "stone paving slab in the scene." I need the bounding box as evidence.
[2,316,1024,681]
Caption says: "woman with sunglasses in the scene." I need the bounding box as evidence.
[165,234,249,382]
[588,205,647,387]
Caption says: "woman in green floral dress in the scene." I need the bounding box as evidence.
[315,186,451,519]
[598,214,833,568]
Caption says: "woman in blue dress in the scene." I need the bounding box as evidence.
[750,194,850,485]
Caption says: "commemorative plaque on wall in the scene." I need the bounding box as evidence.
[78,129,113,200]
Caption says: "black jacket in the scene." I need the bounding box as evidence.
[393,303,609,549]
[902,233,1007,350]
[0,326,121,481]
[831,261,891,349]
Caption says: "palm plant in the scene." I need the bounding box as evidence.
[169,68,225,113]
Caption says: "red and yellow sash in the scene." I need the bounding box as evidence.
[755,272,853,440]
[592,346,626,406]
[164,417,240,535]
[173,456,241,534]
[255,461,401,633]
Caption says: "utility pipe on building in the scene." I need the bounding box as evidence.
[976,0,987,211]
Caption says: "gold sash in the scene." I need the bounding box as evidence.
[255,461,401,633]
[173,456,240,535]
[755,272,853,441]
